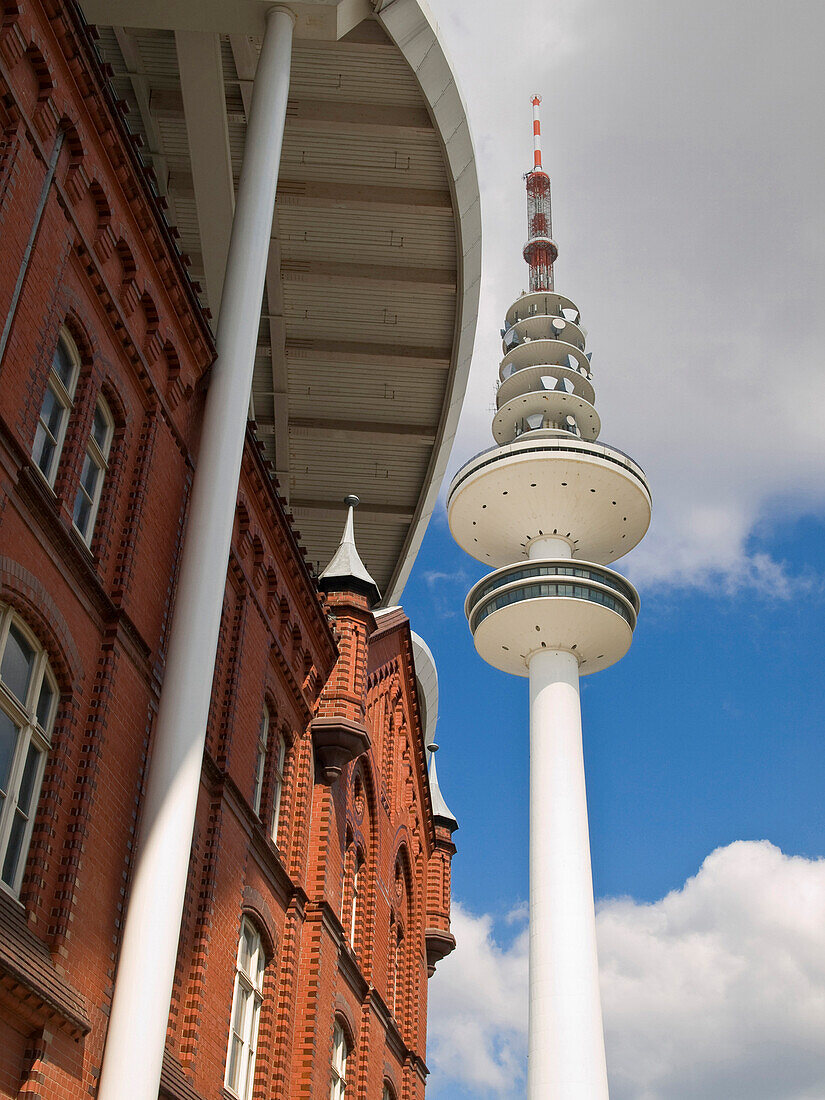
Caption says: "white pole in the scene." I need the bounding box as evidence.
[527,646,609,1100]
[97,9,295,1099]
[529,535,572,560]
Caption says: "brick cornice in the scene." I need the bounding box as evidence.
[47,0,215,355]
[0,62,209,464]
[243,427,336,666]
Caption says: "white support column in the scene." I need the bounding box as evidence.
[527,647,609,1100]
[529,535,572,560]
[97,9,295,1099]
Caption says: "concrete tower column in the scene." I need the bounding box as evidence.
[98,9,295,1099]
[449,97,652,1099]
[528,647,609,1100]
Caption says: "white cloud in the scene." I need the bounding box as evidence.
[427,842,825,1100]
[429,0,825,594]
[427,902,528,1096]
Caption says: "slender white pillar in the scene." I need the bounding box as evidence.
[527,647,609,1100]
[97,10,295,1099]
[529,535,572,560]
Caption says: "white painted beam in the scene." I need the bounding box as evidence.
[231,33,291,494]
[175,30,235,318]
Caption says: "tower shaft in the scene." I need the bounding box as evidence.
[448,97,652,1100]
[529,648,609,1100]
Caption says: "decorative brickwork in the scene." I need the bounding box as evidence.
[0,2,454,1097]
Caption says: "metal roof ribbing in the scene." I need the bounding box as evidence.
[90,5,480,597]
[290,45,421,106]
[276,207,456,267]
[286,363,445,423]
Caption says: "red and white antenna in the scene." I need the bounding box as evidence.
[523,94,558,292]
[532,93,543,171]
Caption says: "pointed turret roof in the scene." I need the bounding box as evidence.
[318,495,381,607]
[427,744,458,833]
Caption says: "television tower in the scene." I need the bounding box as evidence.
[447,97,651,1099]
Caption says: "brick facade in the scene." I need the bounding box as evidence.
[0,2,454,1098]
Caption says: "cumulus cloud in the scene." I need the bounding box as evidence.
[427,902,528,1096]
[429,0,825,595]
[427,842,825,1100]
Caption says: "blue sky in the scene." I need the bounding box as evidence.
[400,2,825,1096]
[406,512,825,912]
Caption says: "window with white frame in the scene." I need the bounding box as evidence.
[349,851,362,950]
[0,605,57,895]
[330,1018,349,1100]
[32,329,80,486]
[269,730,286,845]
[252,705,268,816]
[224,917,265,1100]
[72,396,113,544]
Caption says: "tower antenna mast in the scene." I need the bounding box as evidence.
[523,94,558,292]
[448,98,653,1099]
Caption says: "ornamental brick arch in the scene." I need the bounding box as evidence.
[21,38,53,107]
[388,840,416,1036]
[346,756,380,967]
[0,557,83,691]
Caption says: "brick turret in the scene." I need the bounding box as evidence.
[311,496,379,781]
[424,745,458,974]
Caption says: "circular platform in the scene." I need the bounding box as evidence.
[502,313,586,353]
[499,338,591,381]
[492,391,601,444]
[465,559,638,677]
[497,363,595,407]
[504,291,581,330]
[447,437,651,567]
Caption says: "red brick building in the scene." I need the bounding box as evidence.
[0,0,477,1097]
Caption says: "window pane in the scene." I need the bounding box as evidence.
[0,710,20,793]
[32,424,55,478]
[92,405,109,450]
[243,998,261,1096]
[17,742,42,815]
[80,452,100,497]
[226,1032,243,1093]
[53,339,75,389]
[36,676,54,730]
[252,746,264,815]
[1,810,26,885]
[1,623,35,704]
[242,925,256,975]
[73,489,91,536]
[41,386,62,435]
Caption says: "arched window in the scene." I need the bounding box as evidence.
[382,1084,396,1100]
[73,395,113,544]
[0,605,57,894]
[252,705,268,816]
[224,917,265,1100]
[269,730,286,845]
[330,1017,350,1100]
[349,850,363,950]
[32,328,79,486]
[390,921,404,1020]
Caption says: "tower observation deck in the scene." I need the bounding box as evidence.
[448,98,651,1099]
